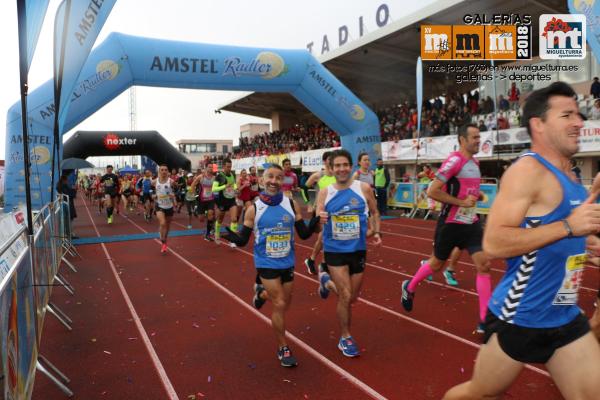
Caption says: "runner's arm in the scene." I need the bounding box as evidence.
[427,178,473,207]
[292,199,320,239]
[484,160,600,259]
[305,171,321,189]
[362,182,381,244]
[222,204,255,246]
[212,176,227,192]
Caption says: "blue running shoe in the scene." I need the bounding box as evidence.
[277,346,298,367]
[443,269,459,286]
[318,272,331,299]
[401,280,415,312]
[338,337,360,357]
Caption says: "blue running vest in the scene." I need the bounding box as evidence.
[323,181,368,253]
[489,153,588,328]
[253,196,295,269]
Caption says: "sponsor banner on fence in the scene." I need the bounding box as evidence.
[387,182,414,209]
[1,247,38,400]
[382,131,495,161]
[300,147,339,172]
[578,120,600,153]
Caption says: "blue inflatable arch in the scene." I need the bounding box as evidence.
[5,32,381,209]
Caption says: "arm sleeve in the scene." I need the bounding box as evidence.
[212,175,227,192]
[222,225,252,247]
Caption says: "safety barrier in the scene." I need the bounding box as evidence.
[387,179,499,218]
[0,195,76,399]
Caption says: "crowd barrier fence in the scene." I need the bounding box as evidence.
[387,179,499,219]
[0,194,76,399]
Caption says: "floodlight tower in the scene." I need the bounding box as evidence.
[129,86,137,167]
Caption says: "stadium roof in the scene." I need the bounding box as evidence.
[219,0,568,121]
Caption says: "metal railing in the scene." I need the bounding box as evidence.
[0,195,78,398]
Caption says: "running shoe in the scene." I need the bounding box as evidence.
[318,271,331,299]
[204,235,214,242]
[228,242,237,248]
[107,215,113,224]
[443,269,459,286]
[277,346,298,367]
[401,280,415,312]
[187,224,192,229]
[253,284,266,309]
[475,322,485,334]
[304,257,317,275]
[338,337,360,357]
[160,243,168,254]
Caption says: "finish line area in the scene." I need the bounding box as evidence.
[31,196,599,399]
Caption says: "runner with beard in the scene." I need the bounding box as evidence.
[222,163,320,367]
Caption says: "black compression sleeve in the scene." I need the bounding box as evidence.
[223,225,252,247]
[294,220,312,240]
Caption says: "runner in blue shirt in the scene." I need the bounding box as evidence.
[223,163,319,368]
[316,149,381,358]
[445,82,600,399]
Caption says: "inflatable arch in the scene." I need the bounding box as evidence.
[5,32,381,209]
[63,130,191,171]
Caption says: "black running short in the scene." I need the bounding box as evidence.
[197,200,215,214]
[216,197,236,212]
[155,206,174,217]
[123,189,132,197]
[433,219,483,260]
[185,200,197,215]
[105,189,119,199]
[483,311,590,364]
[256,267,294,283]
[141,193,153,203]
[324,250,366,275]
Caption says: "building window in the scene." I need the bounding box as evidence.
[222,145,228,153]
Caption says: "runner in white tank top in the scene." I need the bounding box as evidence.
[153,165,176,254]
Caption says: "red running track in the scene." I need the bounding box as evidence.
[31,196,595,399]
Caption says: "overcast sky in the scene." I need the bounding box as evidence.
[0,0,436,163]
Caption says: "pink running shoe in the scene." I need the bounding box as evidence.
[160,243,168,254]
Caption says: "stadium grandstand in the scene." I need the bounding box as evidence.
[223,0,600,180]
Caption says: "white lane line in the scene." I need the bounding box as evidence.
[82,199,179,400]
[378,232,599,292]
[166,218,550,379]
[124,215,388,400]
[229,245,550,379]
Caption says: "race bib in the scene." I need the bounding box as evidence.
[266,233,291,258]
[157,194,172,208]
[455,206,476,224]
[224,187,236,199]
[331,215,360,240]
[553,253,586,305]
[202,189,213,200]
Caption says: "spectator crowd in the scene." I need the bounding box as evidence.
[232,82,600,159]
